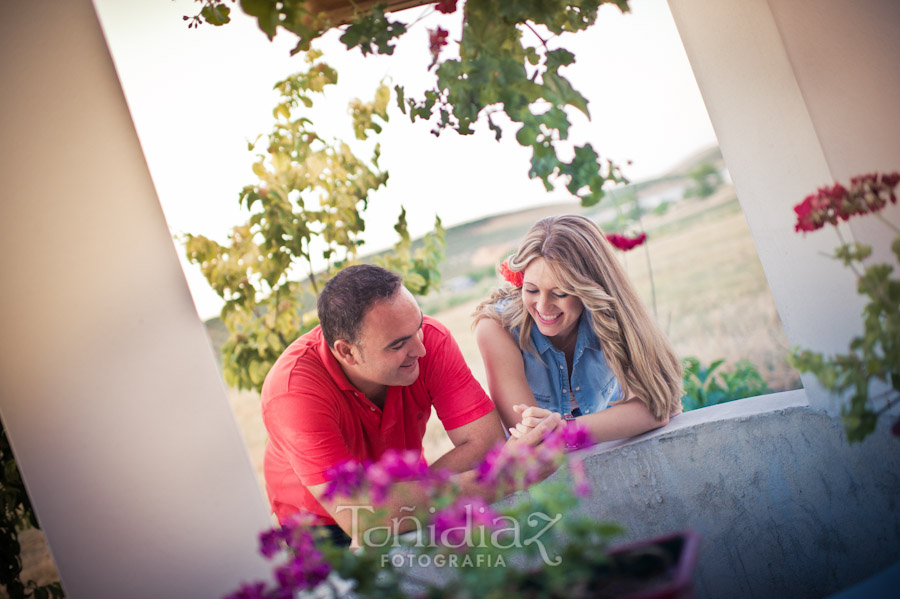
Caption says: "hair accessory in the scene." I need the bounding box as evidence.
[499,260,524,287]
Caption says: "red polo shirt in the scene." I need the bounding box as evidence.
[261,316,495,525]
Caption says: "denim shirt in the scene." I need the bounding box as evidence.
[506,305,624,416]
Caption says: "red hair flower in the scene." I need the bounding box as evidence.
[606,232,647,252]
[499,260,524,287]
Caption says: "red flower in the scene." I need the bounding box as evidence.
[427,26,450,68]
[605,232,647,252]
[499,260,524,287]
[435,0,457,14]
[793,172,899,234]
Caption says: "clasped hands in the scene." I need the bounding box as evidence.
[507,404,562,441]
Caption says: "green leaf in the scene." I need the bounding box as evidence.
[515,124,536,146]
[394,85,407,114]
[201,3,231,26]
[339,7,407,56]
[240,0,279,40]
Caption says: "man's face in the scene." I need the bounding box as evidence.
[342,287,426,398]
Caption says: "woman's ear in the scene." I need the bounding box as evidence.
[332,339,358,366]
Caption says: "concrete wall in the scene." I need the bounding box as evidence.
[0,1,273,596]
[557,392,900,598]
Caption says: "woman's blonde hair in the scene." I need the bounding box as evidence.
[473,215,682,420]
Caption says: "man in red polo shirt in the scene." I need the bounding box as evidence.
[262,265,561,545]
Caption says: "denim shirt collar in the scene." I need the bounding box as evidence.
[530,312,601,358]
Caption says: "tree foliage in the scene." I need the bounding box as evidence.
[683,162,722,200]
[185,0,632,206]
[183,51,445,391]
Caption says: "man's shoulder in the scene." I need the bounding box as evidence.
[261,326,332,402]
[422,314,451,337]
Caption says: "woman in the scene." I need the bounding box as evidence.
[472,215,682,444]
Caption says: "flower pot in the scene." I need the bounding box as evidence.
[599,530,701,599]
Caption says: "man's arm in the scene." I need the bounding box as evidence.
[429,409,505,473]
[306,413,563,546]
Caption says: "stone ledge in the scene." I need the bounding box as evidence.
[583,389,811,456]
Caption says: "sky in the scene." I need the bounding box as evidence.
[91,0,717,319]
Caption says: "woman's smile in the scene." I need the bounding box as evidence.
[522,258,584,344]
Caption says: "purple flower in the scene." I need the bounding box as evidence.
[475,441,556,490]
[559,420,595,451]
[224,582,267,599]
[258,526,291,559]
[432,496,500,548]
[367,449,429,503]
[273,551,330,592]
[323,459,368,500]
[474,444,506,484]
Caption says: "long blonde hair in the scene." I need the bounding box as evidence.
[473,215,682,420]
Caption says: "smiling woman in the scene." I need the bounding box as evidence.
[473,214,683,443]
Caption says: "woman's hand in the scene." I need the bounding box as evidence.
[508,404,558,439]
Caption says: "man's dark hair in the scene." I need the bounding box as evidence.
[318,265,403,347]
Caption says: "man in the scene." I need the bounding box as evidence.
[261,265,561,545]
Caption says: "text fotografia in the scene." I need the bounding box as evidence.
[337,503,565,566]
[382,552,508,568]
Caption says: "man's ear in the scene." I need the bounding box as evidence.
[332,339,358,366]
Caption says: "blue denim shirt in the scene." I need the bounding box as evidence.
[506,306,624,416]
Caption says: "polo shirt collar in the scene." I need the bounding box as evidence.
[315,330,359,393]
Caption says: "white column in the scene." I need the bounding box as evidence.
[667,0,900,414]
[0,1,273,597]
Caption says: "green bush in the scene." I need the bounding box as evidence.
[681,357,770,411]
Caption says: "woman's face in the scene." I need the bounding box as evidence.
[521,258,584,342]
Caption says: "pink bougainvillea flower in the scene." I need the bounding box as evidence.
[428,26,450,67]
[435,0,457,14]
[322,459,368,501]
[259,525,293,559]
[605,232,647,251]
[499,260,524,287]
[273,550,330,593]
[475,437,563,491]
[224,582,267,599]
[366,449,430,504]
[545,419,594,452]
[432,496,499,547]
